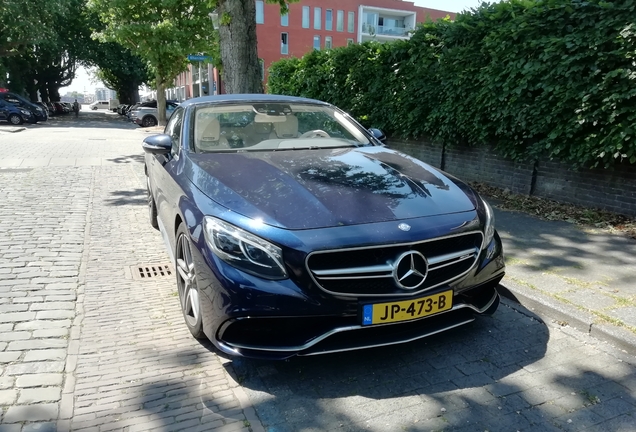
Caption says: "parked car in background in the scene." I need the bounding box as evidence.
[52,102,69,114]
[131,102,179,127]
[142,94,505,359]
[0,92,47,122]
[109,99,120,111]
[0,99,37,125]
[35,102,50,116]
[90,100,109,110]
[45,102,57,115]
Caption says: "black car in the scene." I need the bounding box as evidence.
[143,94,505,359]
[0,92,47,122]
[0,99,36,125]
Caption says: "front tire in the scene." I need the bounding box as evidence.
[8,114,23,125]
[175,224,205,339]
[142,116,157,127]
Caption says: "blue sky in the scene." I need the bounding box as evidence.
[412,0,489,12]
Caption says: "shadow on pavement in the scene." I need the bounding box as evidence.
[218,301,636,431]
[23,110,138,130]
[219,303,554,431]
[105,188,146,206]
[106,154,146,165]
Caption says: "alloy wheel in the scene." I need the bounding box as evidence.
[176,233,200,328]
[143,116,157,127]
[9,114,22,125]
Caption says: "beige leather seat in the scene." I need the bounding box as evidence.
[197,118,229,151]
[243,122,273,146]
[270,115,298,139]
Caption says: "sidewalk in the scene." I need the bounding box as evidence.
[493,203,636,354]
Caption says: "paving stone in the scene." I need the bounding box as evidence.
[0,312,36,323]
[33,328,69,338]
[35,310,76,320]
[0,352,22,363]
[18,386,62,404]
[0,389,17,405]
[4,361,65,375]
[15,319,72,330]
[2,403,59,422]
[7,339,67,351]
[24,349,68,362]
[16,373,64,388]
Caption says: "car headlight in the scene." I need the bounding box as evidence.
[203,216,287,280]
[19,109,31,115]
[481,197,495,248]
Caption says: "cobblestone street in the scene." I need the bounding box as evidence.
[0,112,635,431]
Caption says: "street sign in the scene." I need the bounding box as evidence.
[187,55,213,62]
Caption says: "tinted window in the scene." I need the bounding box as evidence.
[165,108,184,156]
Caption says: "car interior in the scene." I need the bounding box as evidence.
[193,104,368,152]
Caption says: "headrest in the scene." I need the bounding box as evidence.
[274,115,298,138]
[200,119,220,141]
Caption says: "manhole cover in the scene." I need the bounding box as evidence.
[129,264,173,280]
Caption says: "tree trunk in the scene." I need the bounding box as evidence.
[156,71,167,126]
[39,85,50,103]
[48,83,60,102]
[218,0,263,94]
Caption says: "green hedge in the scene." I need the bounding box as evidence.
[267,0,636,168]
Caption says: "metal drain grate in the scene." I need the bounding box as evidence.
[130,264,173,280]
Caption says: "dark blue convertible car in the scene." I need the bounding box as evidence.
[143,94,505,359]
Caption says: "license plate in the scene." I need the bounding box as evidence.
[362,290,453,326]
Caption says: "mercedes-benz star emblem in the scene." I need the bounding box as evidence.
[398,223,411,231]
[393,251,428,290]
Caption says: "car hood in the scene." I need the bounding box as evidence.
[187,146,476,230]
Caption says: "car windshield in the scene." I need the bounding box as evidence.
[193,102,370,153]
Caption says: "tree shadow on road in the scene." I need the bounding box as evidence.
[106,154,146,165]
[105,188,146,206]
[220,300,636,431]
[22,111,138,130]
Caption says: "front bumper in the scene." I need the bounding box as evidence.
[191,229,505,360]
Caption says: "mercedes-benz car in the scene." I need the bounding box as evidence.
[142,94,505,359]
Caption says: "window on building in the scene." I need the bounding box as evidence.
[256,0,264,24]
[347,38,354,45]
[325,9,333,31]
[281,11,289,26]
[336,10,344,32]
[281,33,289,54]
[325,36,332,49]
[313,35,320,50]
[348,12,355,33]
[314,7,321,30]
[302,6,309,28]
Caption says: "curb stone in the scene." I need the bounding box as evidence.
[498,280,636,356]
[0,127,26,133]
[223,359,267,432]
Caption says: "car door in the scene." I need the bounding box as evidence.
[153,107,185,244]
[0,100,7,121]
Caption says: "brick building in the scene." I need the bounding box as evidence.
[166,0,453,100]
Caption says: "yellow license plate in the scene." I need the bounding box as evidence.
[362,290,453,326]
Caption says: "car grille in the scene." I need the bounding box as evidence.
[306,231,484,297]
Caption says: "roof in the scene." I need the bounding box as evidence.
[177,93,330,108]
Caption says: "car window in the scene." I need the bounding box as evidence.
[192,102,370,153]
[166,107,184,156]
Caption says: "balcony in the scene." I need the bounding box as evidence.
[362,24,412,37]
[359,7,416,42]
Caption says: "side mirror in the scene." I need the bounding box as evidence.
[368,128,387,144]
[142,134,172,155]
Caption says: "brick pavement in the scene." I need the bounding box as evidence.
[1,111,635,431]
